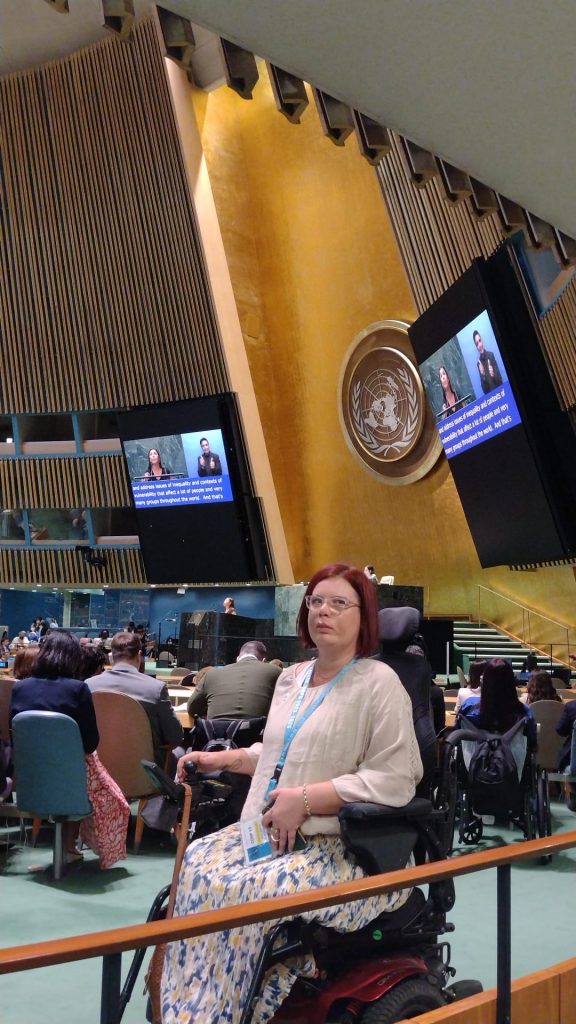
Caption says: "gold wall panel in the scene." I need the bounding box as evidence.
[193,76,576,624]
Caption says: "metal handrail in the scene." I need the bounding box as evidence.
[477,585,571,632]
[1,831,576,1024]
[477,584,573,658]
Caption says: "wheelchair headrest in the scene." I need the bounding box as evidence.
[378,606,421,648]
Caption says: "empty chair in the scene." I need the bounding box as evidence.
[91,690,159,851]
[530,700,565,771]
[157,651,175,667]
[11,711,92,879]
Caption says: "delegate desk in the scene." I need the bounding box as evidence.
[174,704,194,730]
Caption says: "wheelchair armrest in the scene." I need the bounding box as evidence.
[338,799,433,876]
[339,798,433,825]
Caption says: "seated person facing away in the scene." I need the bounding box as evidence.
[458,658,537,774]
[520,670,562,705]
[9,630,129,868]
[163,562,422,1024]
[85,630,183,761]
[454,660,487,715]
[520,651,539,674]
[186,640,281,720]
[11,645,41,681]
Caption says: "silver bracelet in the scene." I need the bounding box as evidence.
[302,784,312,817]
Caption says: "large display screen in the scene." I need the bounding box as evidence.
[116,394,273,585]
[418,308,521,459]
[409,250,576,567]
[124,429,233,508]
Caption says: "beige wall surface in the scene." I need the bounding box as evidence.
[190,74,576,627]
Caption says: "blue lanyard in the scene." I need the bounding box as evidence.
[264,658,357,802]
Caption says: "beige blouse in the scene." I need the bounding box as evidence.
[241,658,423,835]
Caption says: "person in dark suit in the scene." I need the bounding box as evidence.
[85,630,183,760]
[473,330,503,394]
[187,641,281,720]
[197,437,222,476]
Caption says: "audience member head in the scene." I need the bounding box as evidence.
[111,631,142,665]
[468,660,487,689]
[34,630,83,681]
[268,658,284,669]
[477,658,523,732]
[297,562,378,658]
[237,641,267,662]
[80,644,109,679]
[99,629,110,640]
[526,670,561,704]
[194,665,212,688]
[12,645,40,680]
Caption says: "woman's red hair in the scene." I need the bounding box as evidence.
[296,562,379,657]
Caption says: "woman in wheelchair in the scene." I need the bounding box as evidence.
[162,563,422,1024]
[458,658,537,750]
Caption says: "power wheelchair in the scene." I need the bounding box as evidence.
[126,609,481,1023]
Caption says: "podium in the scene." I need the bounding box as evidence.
[177,611,273,671]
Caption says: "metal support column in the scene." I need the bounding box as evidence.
[496,864,512,1024]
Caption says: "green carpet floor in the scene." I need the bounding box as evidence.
[2,802,576,1024]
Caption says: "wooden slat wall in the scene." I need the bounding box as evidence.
[0,17,228,414]
[0,546,145,587]
[0,18,231,585]
[0,455,130,508]
[377,133,576,412]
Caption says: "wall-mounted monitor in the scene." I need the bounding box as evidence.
[116,394,274,584]
[409,248,576,567]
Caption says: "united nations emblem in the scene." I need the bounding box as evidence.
[339,321,442,484]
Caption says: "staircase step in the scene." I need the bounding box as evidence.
[451,618,570,673]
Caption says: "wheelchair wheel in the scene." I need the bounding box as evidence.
[459,816,483,844]
[360,977,445,1022]
[537,773,552,838]
[537,771,553,864]
[457,789,483,845]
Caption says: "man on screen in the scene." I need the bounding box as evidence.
[197,437,222,476]
[473,330,503,394]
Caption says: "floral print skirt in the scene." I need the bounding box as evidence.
[79,752,130,869]
[161,824,410,1024]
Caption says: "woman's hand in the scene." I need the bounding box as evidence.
[261,787,307,855]
[176,749,230,781]
[176,747,255,781]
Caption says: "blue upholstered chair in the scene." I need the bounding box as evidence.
[11,710,93,879]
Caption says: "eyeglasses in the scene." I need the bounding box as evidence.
[305,595,360,614]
